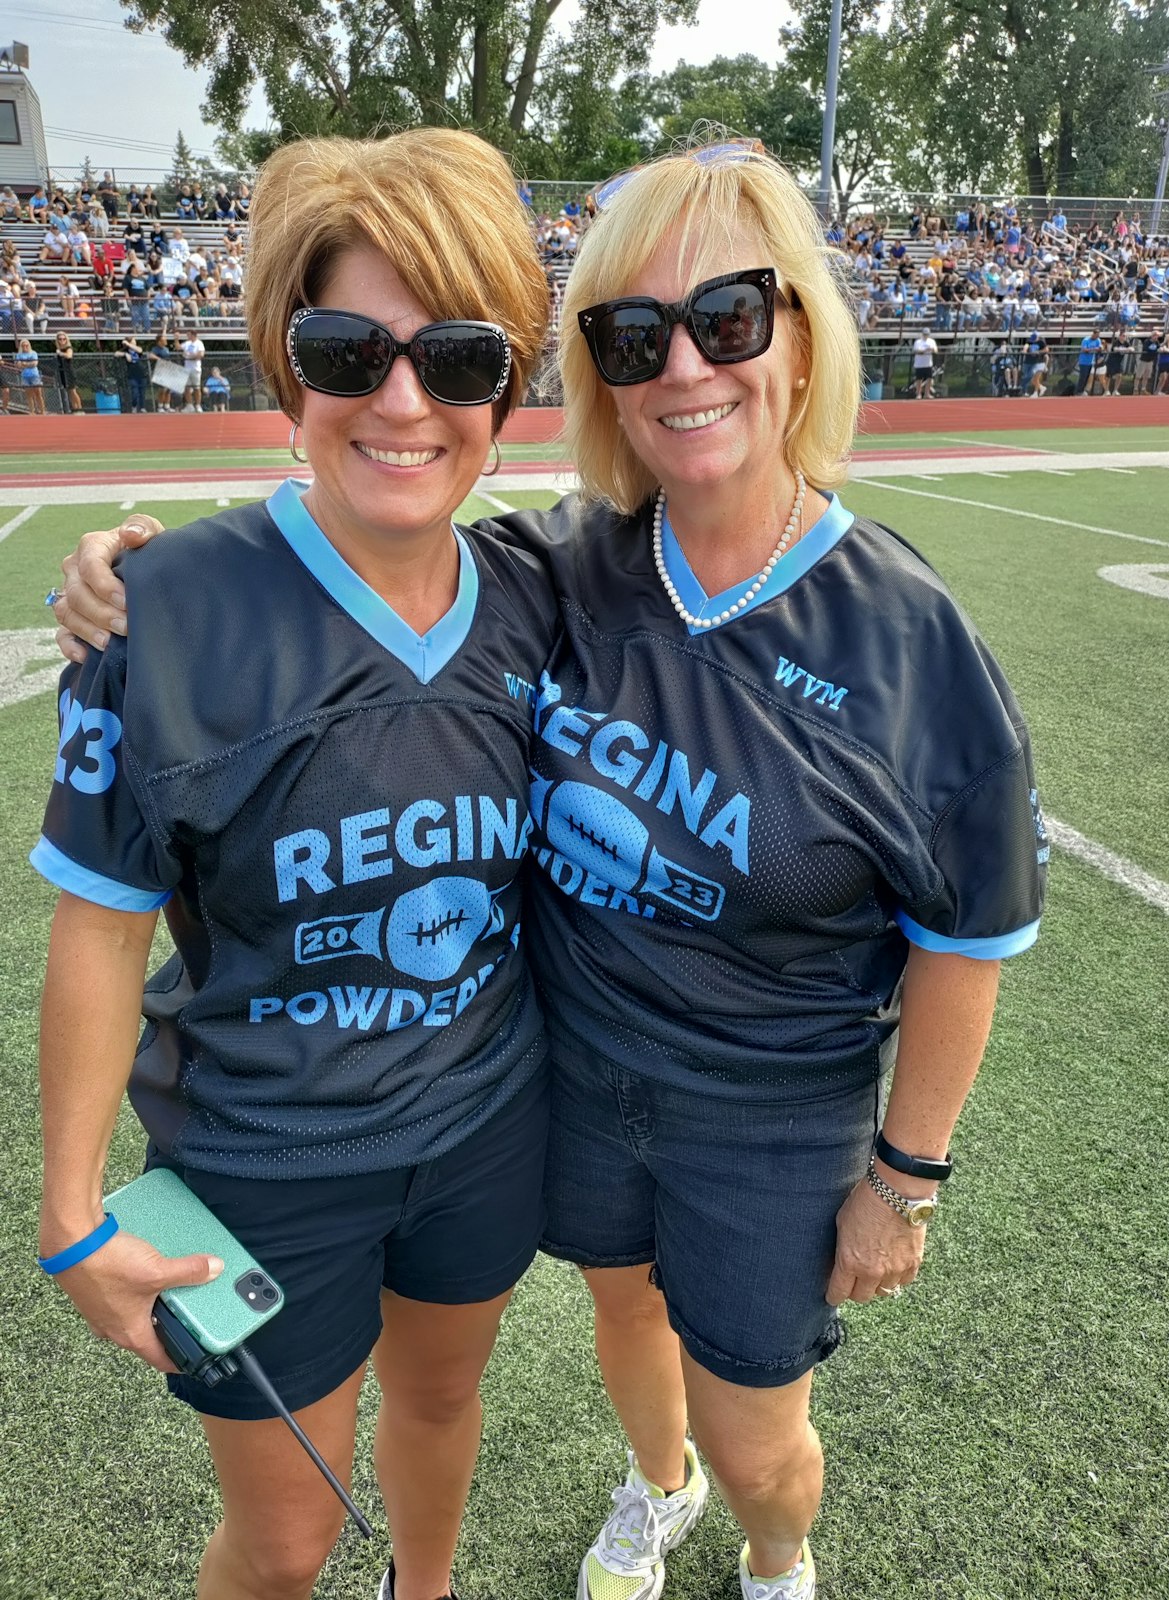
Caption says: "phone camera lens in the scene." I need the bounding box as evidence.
[249,1273,264,1286]
[262,1287,277,1301]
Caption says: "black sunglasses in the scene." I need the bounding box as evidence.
[577,267,795,387]
[287,308,512,407]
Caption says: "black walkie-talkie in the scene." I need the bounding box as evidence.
[151,1301,374,1538]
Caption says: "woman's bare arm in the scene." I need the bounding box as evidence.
[827,946,1000,1306]
[40,891,222,1369]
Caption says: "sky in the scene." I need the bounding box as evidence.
[11,0,795,176]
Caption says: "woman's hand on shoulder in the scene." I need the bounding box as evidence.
[47,1227,224,1374]
[53,515,165,663]
[826,1174,927,1306]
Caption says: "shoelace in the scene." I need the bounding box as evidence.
[596,1479,666,1573]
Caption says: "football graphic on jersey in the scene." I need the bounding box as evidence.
[543,781,649,892]
[386,876,499,982]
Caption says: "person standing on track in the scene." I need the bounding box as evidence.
[911,331,938,397]
[181,332,206,412]
[54,139,1047,1600]
[54,332,83,415]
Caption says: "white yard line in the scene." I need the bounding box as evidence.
[1041,468,1074,477]
[120,499,136,510]
[1102,467,1136,475]
[847,479,1169,548]
[0,505,37,544]
[475,490,517,514]
[216,497,230,506]
[915,474,943,481]
[933,433,1059,455]
[1048,817,1169,917]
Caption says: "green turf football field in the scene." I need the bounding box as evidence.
[1,447,1167,1598]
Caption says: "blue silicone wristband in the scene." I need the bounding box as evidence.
[37,1212,119,1275]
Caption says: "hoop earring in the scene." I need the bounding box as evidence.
[289,422,307,465]
[483,439,501,477]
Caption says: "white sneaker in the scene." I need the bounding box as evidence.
[739,1539,816,1600]
[578,1439,709,1600]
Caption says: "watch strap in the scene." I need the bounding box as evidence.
[866,1160,938,1226]
[874,1128,953,1182]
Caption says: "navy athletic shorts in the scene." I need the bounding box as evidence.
[147,1062,550,1419]
[540,1043,879,1388]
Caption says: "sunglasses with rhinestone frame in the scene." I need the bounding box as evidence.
[577,267,800,388]
[286,308,512,407]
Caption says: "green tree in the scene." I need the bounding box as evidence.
[782,4,915,212]
[785,0,1169,204]
[168,129,198,191]
[643,54,821,170]
[122,0,697,171]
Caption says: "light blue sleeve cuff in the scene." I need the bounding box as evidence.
[30,835,171,913]
[895,908,1040,959]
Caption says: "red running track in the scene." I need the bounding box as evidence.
[0,395,1164,461]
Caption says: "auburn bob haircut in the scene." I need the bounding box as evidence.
[247,129,549,429]
[560,143,862,512]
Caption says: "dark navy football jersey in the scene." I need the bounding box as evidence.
[32,481,558,1177]
[493,493,1046,1101]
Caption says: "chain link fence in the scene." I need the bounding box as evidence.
[0,347,272,415]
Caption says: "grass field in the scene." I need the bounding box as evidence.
[1,443,1167,1599]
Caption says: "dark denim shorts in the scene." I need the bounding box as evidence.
[541,1046,879,1388]
[148,1063,550,1420]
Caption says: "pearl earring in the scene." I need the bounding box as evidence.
[795,377,808,390]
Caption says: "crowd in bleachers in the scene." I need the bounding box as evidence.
[3,170,1168,411]
[831,202,1168,338]
[0,170,250,353]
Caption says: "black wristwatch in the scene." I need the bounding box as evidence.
[874,1129,953,1183]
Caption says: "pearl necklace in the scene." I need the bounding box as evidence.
[652,471,806,630]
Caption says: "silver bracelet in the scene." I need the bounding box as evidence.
[865,1158,939,1228]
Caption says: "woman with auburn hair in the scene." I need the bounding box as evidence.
[32,127,553,1600]
[53,139,1044,1600]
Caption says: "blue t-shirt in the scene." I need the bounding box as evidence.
[32,485,558,1177]
[488,495,1046,1101]
[1079,336,1102,366]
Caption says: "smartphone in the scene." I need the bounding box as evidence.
[105,1167,284,1355]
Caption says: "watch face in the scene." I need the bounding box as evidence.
[906,1198,938,1226]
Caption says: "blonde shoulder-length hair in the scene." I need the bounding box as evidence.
[559,148,861,514]
[247,128,549,430]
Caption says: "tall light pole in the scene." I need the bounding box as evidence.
[818,0,844,219]
[1147,61,1169,235]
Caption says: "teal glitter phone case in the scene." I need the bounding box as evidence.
[105,1168,284,1355]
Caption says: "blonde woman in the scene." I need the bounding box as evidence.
[34,129,552,1600]
[13,337,45,413]
[56,140,1045,1600]
[54,332,83,414]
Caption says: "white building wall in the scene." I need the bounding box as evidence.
[0,72,48,189]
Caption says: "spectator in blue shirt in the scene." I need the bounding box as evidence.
[1076,332,1104,394]
[203,366,231,411]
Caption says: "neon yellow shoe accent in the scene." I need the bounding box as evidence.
[740,1538,816,1600]
[578,1440,709,1600]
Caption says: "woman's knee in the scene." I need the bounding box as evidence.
[583,1263,670,1331]
[217,1501,347,1592]
[692,1412,822,1504]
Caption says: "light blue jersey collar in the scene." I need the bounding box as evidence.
[661,492,854,636]
[267,478,478,684]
